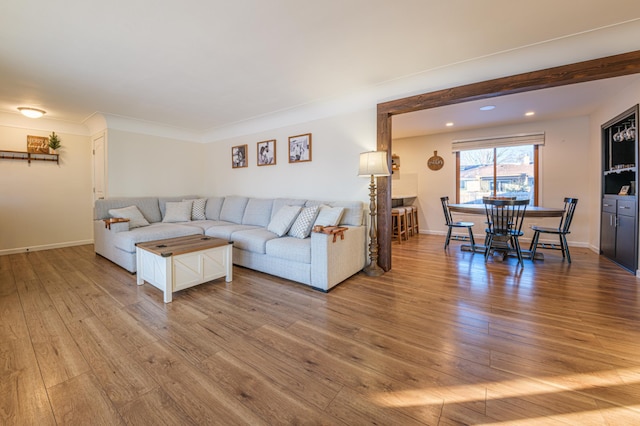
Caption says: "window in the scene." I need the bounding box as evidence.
[453,133,543,205]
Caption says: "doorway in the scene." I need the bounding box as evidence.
[375,50,640,272]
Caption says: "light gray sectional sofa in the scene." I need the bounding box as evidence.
[93,195,367,291]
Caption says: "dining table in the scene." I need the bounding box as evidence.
[448,203,564,218]
[447,203,565,259]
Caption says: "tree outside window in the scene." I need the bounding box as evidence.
[457,145,536,204]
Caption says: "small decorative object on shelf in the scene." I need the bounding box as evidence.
[48,131,62,154]
[27,135,49,153]
[391,154,400,172]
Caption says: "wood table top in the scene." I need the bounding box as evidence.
[136,235,231,257]
[449,203,564,218]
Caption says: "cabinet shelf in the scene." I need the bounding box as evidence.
[604,166,636,175]
[0,150,59,164]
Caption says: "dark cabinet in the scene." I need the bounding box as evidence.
[601,105,638,273]
[601,196,637,272]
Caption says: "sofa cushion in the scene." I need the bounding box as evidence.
[205,196,225,220]
[267,205,301,237]
[113,223,202,253]
[230,228,279,254]
[108,205,150,229]
[220,196,249,223]
[96,197,161,222]
[242,198,273,226]
[271,198,307,220]
[162,201,193,223]
[288,205,319,239]
[182,220,232,232]
[306,200,363,226]
[266,237,311,264]
[205,223,260,240]
[313,205,345,227]
[159,196,199,219]
[185,198,207,220]
[332,201,364,226]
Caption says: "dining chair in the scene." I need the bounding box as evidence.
[483,197,529,266]
[529,197,578,263]
[440,196,476,250]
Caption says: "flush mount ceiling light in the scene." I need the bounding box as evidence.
[525,111,535,116]
[446,122,454,127]
[479,105,495,111]
[18,107,46,118]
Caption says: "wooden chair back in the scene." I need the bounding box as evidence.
[559,198,579,234]
[440,196,454,226]
[483,197,529,236]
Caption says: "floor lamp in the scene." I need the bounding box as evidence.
[358,150,390,276]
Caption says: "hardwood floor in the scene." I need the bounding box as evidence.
[2,235,640,425]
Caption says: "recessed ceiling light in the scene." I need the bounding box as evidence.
[525,111,535,116]
[479,105,495,111]
[446,122,454,127]
[18,107,46,118]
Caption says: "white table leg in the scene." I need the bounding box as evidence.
[164,256,173,303]
[225,244,233,282]
[136,247,144,285]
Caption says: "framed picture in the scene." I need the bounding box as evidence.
[619,185,630,195]
[257,140,276,166]
[231,144,247,168]
[27,135,49,154]
[288,133,312,163]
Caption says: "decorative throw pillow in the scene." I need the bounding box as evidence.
[313,205,345,227]
[185,198,207,220]
[267,205,302,237]
[162,201,193,223]
[108,205,150,229]
[288,205,320,239]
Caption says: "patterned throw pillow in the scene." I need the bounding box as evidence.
[267,205,302,236]
[288,205,320,239]
[108,205,150,229]
[185,198,207,220]
[162,201,193,223]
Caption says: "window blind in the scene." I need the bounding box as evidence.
[451,132,545,152]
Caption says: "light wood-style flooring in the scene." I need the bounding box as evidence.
[2,235,640,425]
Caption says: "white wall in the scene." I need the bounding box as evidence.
[392,116,592,246]
[106,129,207,197]
[202,108,377,204]
[0,125,93,254]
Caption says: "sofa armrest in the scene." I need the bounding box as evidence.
[310,225,366,291]
[108,221,131,233]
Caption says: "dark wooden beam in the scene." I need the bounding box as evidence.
[376,50,640,271]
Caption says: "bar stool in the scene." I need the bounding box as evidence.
[391,207,408,243]
[404,205,417,237]
[404,206,413,238]
[408,205,419,236]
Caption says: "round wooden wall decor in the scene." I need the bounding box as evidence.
[427,150,444,171]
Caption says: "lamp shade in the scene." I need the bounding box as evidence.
[358,151,390,177]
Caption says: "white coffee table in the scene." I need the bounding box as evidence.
[136,235,233,303]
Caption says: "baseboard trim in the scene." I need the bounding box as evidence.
[0,239,94,256]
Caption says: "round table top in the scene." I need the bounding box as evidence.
[448,203,564,218]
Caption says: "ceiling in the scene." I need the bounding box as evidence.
[2,1,640,136]
[391,74,640,139]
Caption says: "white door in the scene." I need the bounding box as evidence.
[93,133,106,200]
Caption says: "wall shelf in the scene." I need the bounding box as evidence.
[0,150,59,164]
